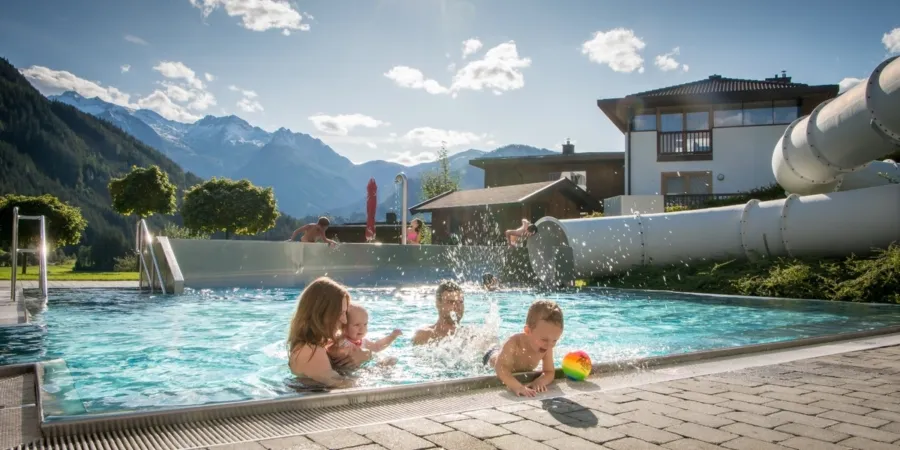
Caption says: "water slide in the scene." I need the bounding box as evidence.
[528,56,900,286]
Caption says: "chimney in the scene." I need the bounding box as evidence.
[562,138,575,155]
[765,70,792,84]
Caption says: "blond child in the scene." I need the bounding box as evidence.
[329,304,402,365]
[484,300,564,397]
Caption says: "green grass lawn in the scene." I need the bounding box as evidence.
[0,263,138,281]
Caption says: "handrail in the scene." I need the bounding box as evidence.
[136,219,167,294]
[9,206,49,301]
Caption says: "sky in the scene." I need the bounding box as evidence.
[2,0,899,165]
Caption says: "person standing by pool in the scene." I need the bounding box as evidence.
[406,218,424,245]
[411,280,465,346]
[288,217,338,247]
[287,277,371,387]
[505,219,538,247]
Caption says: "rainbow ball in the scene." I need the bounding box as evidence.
[562,351,592,381]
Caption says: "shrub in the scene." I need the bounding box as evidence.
[583,211,604,218]
[665,205,691,213]
[159,223,210,240]
[704,183,787,208]
[113,253,139,272]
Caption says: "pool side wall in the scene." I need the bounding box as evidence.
[165,239,535,290]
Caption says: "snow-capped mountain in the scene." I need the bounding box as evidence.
[48,91,557,218]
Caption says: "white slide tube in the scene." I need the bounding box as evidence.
[529,56,900,285]
[773,55,900,195]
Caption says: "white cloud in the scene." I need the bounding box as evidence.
[384,66,449,95]
[461,38,483,59]
[682,64,690,72]
[20,65,133,106]
[654,47,688,72]
[402,127,486,148]
[229,84,263,113]
[450,41,532,95]
[237,97,263,113]
[153,61,204,90]
[161,82,194,102]
[582,28,646,73]
[365,142,378,149]
[120,64,131,73]
[204,72,216,82]
[884,28,900,54]
[189,0,311,34]
[389,151,437,166]
[124,34,149,46]
[385,41,532,97]
[839,77,863,93]
[136,90,202,122]
[308,113,388,136]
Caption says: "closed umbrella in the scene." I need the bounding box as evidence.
[365,178,377,242]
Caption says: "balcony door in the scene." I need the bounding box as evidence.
[661,171,713,195]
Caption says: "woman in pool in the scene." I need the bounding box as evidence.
[406,218,423,245]
[287,277,372,388]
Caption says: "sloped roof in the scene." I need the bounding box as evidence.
[630,75,814,98]
[409,179,599,213]
[596,74,839,133]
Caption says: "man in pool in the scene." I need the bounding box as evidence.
[288,217,338,247]
[411,280,465,346]
[505,219,538,247]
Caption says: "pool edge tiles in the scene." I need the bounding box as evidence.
[35,324,900,437]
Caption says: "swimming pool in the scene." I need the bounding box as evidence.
[3,286,900,418]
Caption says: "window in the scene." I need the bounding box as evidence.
[661,171,712,195]
[743,101,775,126]
[773,100,799,124]
[659,112,683,132]
[632,114,656,131]
[685,111,710,131]
[714,103,743,127]
[547,172,562,181]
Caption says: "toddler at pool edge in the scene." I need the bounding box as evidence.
[484,299,564,397]
[328,304,402,367]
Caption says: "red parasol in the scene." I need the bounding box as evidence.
[365,178,377,241]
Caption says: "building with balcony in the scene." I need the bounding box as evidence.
[597,72,839,202]
[469,140,625,203]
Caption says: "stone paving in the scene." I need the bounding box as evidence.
[217,345,900,450]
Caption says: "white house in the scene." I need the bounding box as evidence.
[597,73,839,202]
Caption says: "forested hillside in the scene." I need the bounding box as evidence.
[0,57,202,267]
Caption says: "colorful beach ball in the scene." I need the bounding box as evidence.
[562,351,592,381]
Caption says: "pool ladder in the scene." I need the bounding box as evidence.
[136,219,167,294]
[8,206,49,301]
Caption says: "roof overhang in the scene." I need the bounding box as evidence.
[597,84,839,134]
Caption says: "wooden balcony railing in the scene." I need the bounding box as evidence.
[657,130,713,161]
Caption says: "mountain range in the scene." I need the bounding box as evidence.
[51,91,557,219]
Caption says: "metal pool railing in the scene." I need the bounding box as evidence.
[9,206,49,300]
[135,219,166,294]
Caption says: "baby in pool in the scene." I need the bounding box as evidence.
[329,304,402,367]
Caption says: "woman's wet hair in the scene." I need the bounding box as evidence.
[287,277,348,353]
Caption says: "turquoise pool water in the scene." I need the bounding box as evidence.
[2,286,900,418]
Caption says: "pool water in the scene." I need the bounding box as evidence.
[3,286,900,418]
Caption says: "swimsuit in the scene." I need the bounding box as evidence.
[482,346,500,366]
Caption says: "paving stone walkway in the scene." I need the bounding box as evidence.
[220,345,900,450]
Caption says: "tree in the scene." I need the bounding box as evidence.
[182,178,279,239]
[421,143,460,200]
[0,194,87,273]
[108,165,177,218]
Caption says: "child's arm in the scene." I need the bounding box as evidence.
[527,348,556,392]
[364,329,402,352]
[494,338,536,397]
